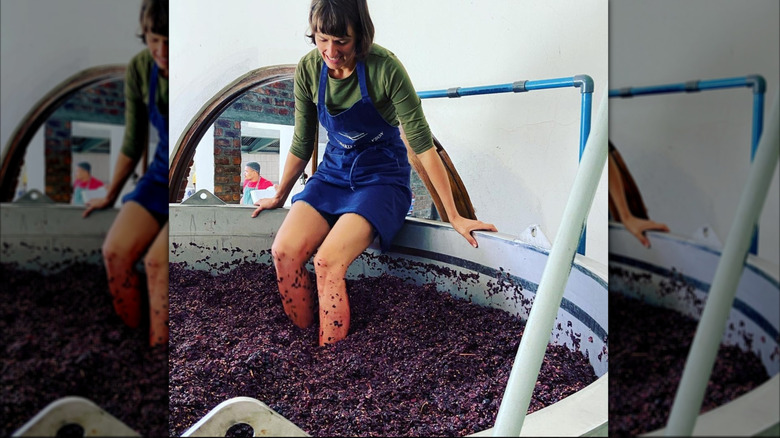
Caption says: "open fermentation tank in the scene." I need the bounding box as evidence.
[609,224,780,436]
[169,203,609,436]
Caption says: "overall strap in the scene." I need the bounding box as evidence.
[356,60,369,99]
[148,62,159,113]
[317,61,328,108]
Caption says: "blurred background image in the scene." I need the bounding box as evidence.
[1,1,168,436]
[607,0,779,436]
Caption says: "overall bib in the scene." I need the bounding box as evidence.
[122,62,169,224]
[292,60,412,251]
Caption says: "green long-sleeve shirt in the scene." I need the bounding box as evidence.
[290,44,433,160]
[121,49,168,161]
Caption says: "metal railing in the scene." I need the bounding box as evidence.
[418,74,594,255]
[609,74,767,254]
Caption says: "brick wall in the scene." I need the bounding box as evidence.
[213,117,242,203]
[210,80,295,202]
[44,119,73,202]
[45,79,124,202]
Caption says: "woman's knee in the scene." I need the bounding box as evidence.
[313,250,348,281]
[144,251,168,281]
[101,235,132,268]
[271,236,308,268]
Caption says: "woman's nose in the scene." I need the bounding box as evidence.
[324,42,336,56]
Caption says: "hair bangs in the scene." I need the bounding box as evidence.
[310,2,350,38]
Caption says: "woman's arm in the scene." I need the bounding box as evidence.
[608,153,669,247]
[251,152,309,217]
[417,147,497,247]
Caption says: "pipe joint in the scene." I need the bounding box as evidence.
[685,80,700,92]
[512,80,528,93]
[446,87,461,98]
[573,74,594,94]
[746,74,766,94]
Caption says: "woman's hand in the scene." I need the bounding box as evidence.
[83,197,115,218]
[251,196,284,218]
[449,215,498,248]
[622,215,670,248]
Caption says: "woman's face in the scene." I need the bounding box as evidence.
[315,25,357,71]
[146,31,169,77]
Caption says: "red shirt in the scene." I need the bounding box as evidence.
[73,176,105,190]
[243,177,273,190]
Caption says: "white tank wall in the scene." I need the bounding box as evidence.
[609,0,780,266]
[169,0,610,266]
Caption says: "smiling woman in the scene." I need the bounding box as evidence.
[247,0,497,347]
[80,0,171,348]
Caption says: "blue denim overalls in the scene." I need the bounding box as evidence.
[122,61,169,223]
[292,60,412,251]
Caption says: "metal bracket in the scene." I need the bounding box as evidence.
[181,189,226,206]
[13,189,54,204]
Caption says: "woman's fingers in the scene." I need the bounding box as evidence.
[251,198,279,217]
[83,205,95,218]
[251,205,264,218]
[83,198,107,218]
[453,217,498,248]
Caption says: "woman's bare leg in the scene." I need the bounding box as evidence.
[314,213,374,346]
[271,202,331,329]
[101,201,161,328]
[144,222,168,347]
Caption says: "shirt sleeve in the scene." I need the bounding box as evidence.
[120,54,150,161]
[383,55,433,155]
[289,59,318,161]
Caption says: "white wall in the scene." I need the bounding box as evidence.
[1,0,143,151]
[170,0,609,265]
[610,0,780,266]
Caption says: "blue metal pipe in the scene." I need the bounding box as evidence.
[608,74,766,254]
[418,75,595,255]
[417,76,582,100]
[577,91,593,254]
[749,79,765,254]
[609,75,756,98]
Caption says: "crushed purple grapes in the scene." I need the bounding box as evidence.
[1,262,168,437]
[169,260,598,437]
[608,291,770,436]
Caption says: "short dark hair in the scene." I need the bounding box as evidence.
[77,162,91,173]
[246,162,261,173]
[306,0,374,60]
[138,0,168,44]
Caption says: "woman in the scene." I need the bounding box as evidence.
[83,0,169,347]
[241,161,274,205]
[252,0,497,346]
